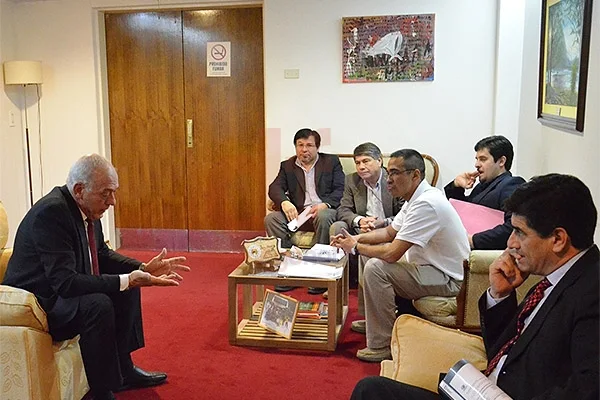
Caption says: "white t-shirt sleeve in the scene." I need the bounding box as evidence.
[394,200,439,248]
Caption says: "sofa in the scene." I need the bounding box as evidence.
[0,201,89,400]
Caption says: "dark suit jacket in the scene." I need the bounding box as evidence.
[445,172,525,250]
[478,245,599,399]
[2,186,141,325]
[336,170,404,227]
[268,153,345,210]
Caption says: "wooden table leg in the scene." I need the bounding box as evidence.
[242,284,252,319]
[228,277,238,344]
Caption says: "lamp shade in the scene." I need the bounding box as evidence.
[3,61,43,85]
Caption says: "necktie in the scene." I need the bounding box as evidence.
[484,278,552,376]
[86,219,100,276]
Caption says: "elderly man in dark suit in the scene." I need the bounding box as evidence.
[265,128,345,294]
[2,154,190,400]
[351,173,599,399]
[445,135,525,249]
[330,142,404,333]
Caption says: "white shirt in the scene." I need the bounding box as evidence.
[486,248,589,383]
[295,154,323,207]
[391,180,470,281]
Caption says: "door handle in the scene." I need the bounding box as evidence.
[186,119,193,148]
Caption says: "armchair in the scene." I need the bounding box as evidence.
[380,314,487,393]
[0,201,89,400]
[413,250,541,333]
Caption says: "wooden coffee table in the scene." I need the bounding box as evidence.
[228,256,348,351]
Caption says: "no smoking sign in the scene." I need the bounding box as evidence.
[207,42,231,77]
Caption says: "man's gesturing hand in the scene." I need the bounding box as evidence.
[142,248,190,277]
[128,270,182,288]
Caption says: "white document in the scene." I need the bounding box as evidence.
[278,256,344,279]
[439,360,512,400]
[287,207,312,232]
[303,244,344,262]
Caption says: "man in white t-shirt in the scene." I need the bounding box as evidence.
[331,149,469,362]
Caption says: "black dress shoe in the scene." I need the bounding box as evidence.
[117,366,167,391]
[308,287,327,295]
[274,285,297,292]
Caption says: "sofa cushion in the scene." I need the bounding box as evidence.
[388,314,487,393]
[0,285,48,332]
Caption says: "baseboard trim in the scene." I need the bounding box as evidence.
[117,228,265,253]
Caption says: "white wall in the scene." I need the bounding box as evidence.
[516,0,600,242]
[1,0,597,245]
[264,0,498,187]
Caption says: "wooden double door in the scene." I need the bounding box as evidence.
[105,7,265,241]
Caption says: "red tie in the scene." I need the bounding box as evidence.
[86,219,100,276]
[484,278,552,376]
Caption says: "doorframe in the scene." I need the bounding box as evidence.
[91,1,264,250]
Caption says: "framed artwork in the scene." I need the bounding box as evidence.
[342,14,435,83]
[258,289,299,339]
[537,0,592,133]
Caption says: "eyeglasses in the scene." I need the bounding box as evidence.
[388,169,416,177]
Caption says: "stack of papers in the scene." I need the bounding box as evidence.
[278,257,343,279]
[303,244,344,262]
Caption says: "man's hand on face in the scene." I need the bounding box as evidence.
[488,249,530,299]
[454,171,480,189]
[281,200,298,222]
[128,269,182,288]
[308,203,328,218]
[142,248,190,277]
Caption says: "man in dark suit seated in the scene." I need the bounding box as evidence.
[329,142,404,333]
[2,154,190,400]
[265,128,345,294]
[445,135,525,249]
[351,173,599,399]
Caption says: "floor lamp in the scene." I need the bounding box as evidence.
[3,61,43,208]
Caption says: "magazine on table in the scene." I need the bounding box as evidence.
[297,301,328,319]
[278,256,343,279]
[302,244,345,262]
[438,360,512,400]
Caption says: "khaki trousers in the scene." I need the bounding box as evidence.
[363,258,461,349]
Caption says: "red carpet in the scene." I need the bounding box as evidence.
[115,251,379,400]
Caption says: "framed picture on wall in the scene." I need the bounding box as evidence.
[342,14,435,83]
[537,0,593,133]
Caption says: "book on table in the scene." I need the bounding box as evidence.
[297,301,328,319]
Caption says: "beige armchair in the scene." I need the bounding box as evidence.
[380,314,487,393]
[0,201,89,400]
[413,250,541,333]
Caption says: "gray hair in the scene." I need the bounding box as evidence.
[66,154,116,195]
[353,142,382,161]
